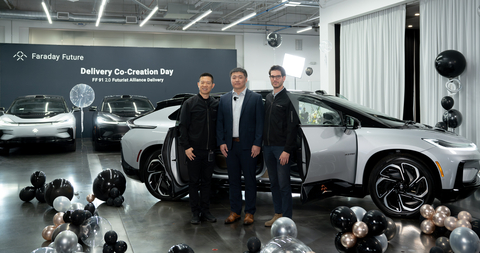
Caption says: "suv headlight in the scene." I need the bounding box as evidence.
[423,138,477,151]
[0,117,17,126]
[56,115,74,124]
[97,115,119,125]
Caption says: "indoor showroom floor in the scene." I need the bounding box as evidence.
[1,139,479,253]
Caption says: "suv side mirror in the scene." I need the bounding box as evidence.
[345,115,361,130]
[72,106,81,112]
[89,106,97,112]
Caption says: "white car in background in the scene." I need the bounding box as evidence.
[121,91,480,218]
[0,95,78,154]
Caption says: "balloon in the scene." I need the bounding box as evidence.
[430,246,445,253]
[92,169,127,201]
[334,232,356,253]
[330,206,357,232]
[442,109,463,128]
[114,196,124,207]
[104,244,115,253]
[353,221,369,238]
[356,236,383,253]
[471,220,480,237]
[449,227,480,253]
[79,216,112,247]
[71,210,86,226]
[362,210,387,236]
[341,232,357,248]
[456,219,471,229]
[53,212,65,227]
[435,206,451,217]
[384,217,397,241]
[350,206,367,221]
[86,193,95,203]
[266,32,282,48]
[114,240,128,253]
[63,210,73,223]
[435,122,448,130]
[35,184,47,203]
[19,186,36,202]
[53,196,71,212]
[109,187,120,198]
[30,247,56,253]
[441,96,454,110]
[247,236,261,252]
[421,204,436,220]
[42,225,56,241]
[435,236,452,253]
[305,67,313,76]
[374,234,388,253]
[421,219,436,234]
[457,211,472,222]
[31,171,47,188]
[70,202,84,210]
[271,217,298,238]
[105,230,118,245]
[52,223,81,242]
[168,243,195,253]
[54,230,78,253]
[260,236,312,253]
[84,203,95,216]
[75,243,83,252]
[444,216,458,231]
[44,178,74,207]
[445,78,462,94]
[433,212,447,227]
[434,50,467,78]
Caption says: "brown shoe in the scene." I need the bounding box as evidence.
[265,213,283,227]
[224,212,241,224]
[244,213,254,225]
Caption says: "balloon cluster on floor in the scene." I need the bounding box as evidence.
[103,230,128,253]
[419,204,480,253]
[434,50,466,131]
[330,206,397,253]
[169,243,195,253]
[261,217,313,253]
[93,169,127,207]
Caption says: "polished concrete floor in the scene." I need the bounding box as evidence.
[1,139,479,253]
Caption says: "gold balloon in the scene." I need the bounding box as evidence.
[352,221,369,238]
[456,219,472,229]
[457,211,472,222]
[421,219,436,234]
[42,225,55,241]
[420,204,435,219]
[435,206,451,216]
[53,212,65,227]
[432,212,447,227]
[444,216,458,231]
[86,194,95,203]
[341,232,357,248]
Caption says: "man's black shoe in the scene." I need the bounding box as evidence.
[202,212,217,223]
[191,213,201,225]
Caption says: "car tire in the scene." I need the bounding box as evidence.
[66,139,76,152]
[143,149,179,200]
[368,154,435,218]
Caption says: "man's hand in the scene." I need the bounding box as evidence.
[220,144,228,157]
[279,151,290,165]
[251,145,261,158]
[185,147,195,161]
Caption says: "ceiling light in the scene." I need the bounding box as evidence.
[221,12,256,31]
[95,0,107,27]
[415,13,420,16]
[140,6,159,27]
[408,25,413,28]
[285,2,301,7]
[41,2,52,24]
[297,26,312,33]
[183,9,212,30]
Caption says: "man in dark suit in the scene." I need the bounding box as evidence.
[217,67,264,225]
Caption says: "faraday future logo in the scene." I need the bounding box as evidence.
[13,51,27,61]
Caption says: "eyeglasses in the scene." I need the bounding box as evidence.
[269,75,283,80]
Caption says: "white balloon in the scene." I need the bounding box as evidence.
[350,206,367,221]
[374,234,388,253]
[70,202,84,210]
[53,196,71,212]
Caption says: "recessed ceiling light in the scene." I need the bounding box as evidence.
[415,13,420,16]
[408,25,413,28]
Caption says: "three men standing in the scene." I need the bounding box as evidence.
[217,68,264,225]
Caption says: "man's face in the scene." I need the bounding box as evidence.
[198,76,215,95]
[230,72,247,91]
[269,70,285,89]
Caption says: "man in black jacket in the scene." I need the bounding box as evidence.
[178,72,219,224]
[263,65,299,227]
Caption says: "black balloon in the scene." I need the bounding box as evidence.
[84,202,96,215]
[362,210,387,236]
[114,240,128,253]
[442,109,463,128]
[384,217,397,241]
[44,178,74,207]
[107,198,114,206]
[19,186,36,202]
[104,230,118,245]
[430,246,445,253]
[169,243,195,253]
[84,209,93,220]
[30,171,47,188]
[435,122,448,130]
[435,236,452,253]
[330,206,357,232]
[441,96,454,110]
[113,196,123,207]
[434,50,467,78]
[92,169,126,201]
[71,209,86,226]
[305,67,313,76]
[267,32,282,48]
[247,236,261,252]
[51,223,81,242]
[35,184,47,202]
[109,187,120,198]
[334,232,356,253]
[103,243,115,253]
[63,210,73,223]
[356,236,382,253]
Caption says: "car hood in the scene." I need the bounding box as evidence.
[1,113,73,123]
[97,112,144,122]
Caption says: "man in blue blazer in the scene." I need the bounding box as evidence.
[217,67,264,225]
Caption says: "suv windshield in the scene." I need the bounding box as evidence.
[101,97,154,114]
[8,97,68,115]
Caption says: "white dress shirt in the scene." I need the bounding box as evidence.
[232,88,246,138]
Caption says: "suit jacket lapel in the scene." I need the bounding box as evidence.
[241,89,251,116]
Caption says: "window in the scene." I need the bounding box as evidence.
[297,96,342,126]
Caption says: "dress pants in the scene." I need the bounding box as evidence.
[186,149,214,214]
[263,145,292,218]
[226,141,257,215]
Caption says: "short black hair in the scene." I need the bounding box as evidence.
[269,65,286,76]
[199,72,214,82]
[229,67,248,78]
